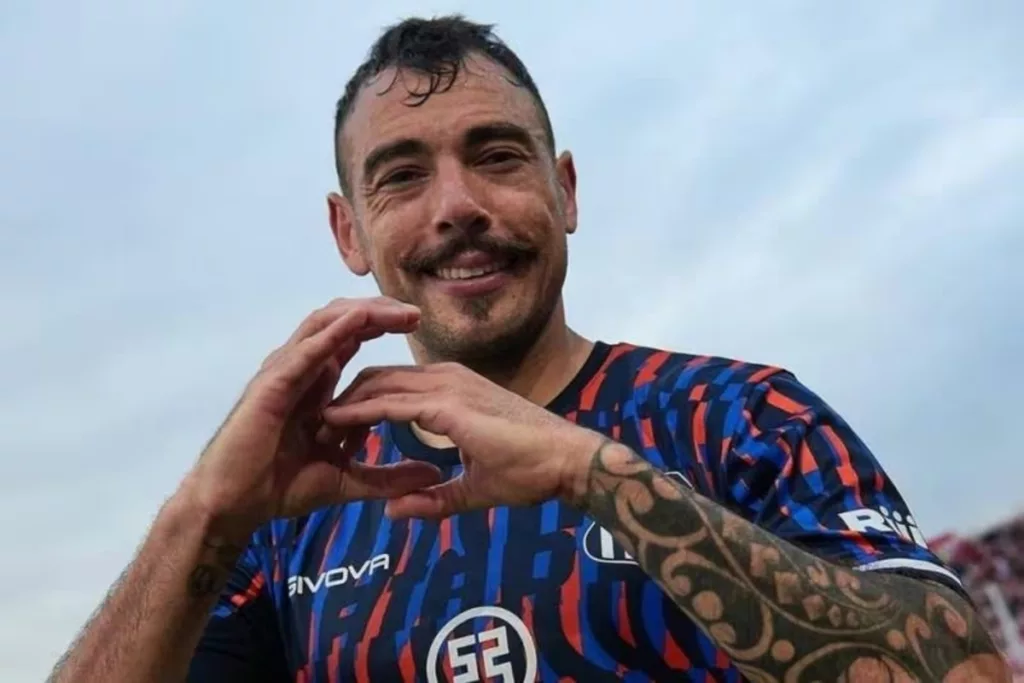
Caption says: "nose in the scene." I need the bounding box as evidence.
[430,159,492,235]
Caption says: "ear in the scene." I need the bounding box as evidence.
[554,151,578,235]
[327,192,370,276]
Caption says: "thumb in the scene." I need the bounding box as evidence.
[383,474,482,520]
[343,460,444,500]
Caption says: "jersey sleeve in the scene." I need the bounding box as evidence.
[187,534,290,683]
[718,369,964,593]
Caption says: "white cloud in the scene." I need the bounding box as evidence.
[1,0,1022,679]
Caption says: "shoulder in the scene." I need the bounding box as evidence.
[599,341,791,405]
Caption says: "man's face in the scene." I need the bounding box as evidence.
[330,55,577,364]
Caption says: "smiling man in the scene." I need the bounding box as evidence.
[50,15,1010,683]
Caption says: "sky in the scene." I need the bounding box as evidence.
[1,0,1022,679]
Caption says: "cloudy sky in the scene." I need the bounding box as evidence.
[2,0,1022,679]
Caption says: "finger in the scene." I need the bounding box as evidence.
[314,421,342,446]
[344,460,444,500]
[322,394,452,436]
[384,476,481,520]
[285,297,419,346]
[286,458,442,509]
[268,309,419,403]
[351,325,395,343]
[300,355,343,415]
[332,337,362,373]
[315,333,364,404]
[311,424,369,467]
[295,328,372,419]
[329,366,434,409]
[338,424,370,461]
[261,303,416,382]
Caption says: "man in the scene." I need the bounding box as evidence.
[51,14,1009,683]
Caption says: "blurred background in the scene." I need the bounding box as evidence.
[1,1,1022,680]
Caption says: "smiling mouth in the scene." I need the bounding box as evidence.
[424,254,524,281]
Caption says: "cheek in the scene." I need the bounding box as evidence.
[361,234,406,291]
[366,198,428,261]
[525,199,568,259]
[505,187,563,240]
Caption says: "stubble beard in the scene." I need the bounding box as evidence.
[413,269,564,376]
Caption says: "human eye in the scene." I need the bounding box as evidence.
[478,147,526,167]
[378,166,426,189]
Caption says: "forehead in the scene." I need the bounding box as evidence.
[342,55,547,174]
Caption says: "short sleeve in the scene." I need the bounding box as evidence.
[720,370,965,594]
[188,536,290,683]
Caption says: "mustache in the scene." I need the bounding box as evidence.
[402,234,538,272]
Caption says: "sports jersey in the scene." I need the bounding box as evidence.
[188,341,964,682]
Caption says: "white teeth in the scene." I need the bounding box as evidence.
[436,263,502,280]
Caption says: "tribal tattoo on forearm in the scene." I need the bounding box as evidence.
[576,440,1011,682]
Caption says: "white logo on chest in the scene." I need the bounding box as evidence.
[286,553,391,597]
[427,606,537,683]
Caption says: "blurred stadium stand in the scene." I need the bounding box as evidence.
[931,514,1024,678]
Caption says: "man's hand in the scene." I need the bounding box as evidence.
[181,297,443,539]
[50,298,449,683]
[321,362,603,519]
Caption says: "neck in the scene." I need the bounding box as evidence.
[408,300,594,449]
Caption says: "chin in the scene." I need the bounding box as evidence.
[416,303,551,367]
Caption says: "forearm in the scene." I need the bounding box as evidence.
[49,489,245,683]
[572,440,1011,682]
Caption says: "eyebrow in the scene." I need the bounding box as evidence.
[362,138,430,185]
[463,122,535,151]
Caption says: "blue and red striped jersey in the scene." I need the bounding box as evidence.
[189,341,962,682]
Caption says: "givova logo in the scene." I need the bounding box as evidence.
[286,553,390,597]
[582,470,691,565]
[426,606,537,683]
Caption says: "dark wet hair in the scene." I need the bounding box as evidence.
[333,14,556,195]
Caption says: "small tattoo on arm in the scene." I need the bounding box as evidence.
[187,566,219,597]
[187,537,244,599]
